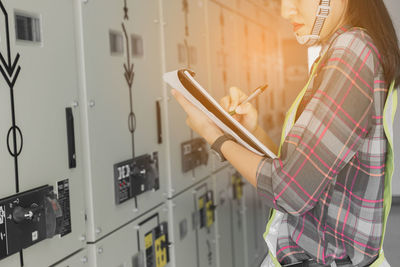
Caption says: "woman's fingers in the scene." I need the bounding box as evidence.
[228,87,241,112]
[235,102,252,114]
[220,96,231,111]
[228,87,248,112]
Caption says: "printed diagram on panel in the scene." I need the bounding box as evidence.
[113,0,160,207]
[0,1,22,193]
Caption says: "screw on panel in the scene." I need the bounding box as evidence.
[97,247,104,254]
[79,235,86,242]
[81,256,88,263]
[133,208,139,213]
[95,227,102,235]
[72,101,79,108]
[134,225,140,230]
[88,100,95,107]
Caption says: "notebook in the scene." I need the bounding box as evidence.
[163,69,276,158]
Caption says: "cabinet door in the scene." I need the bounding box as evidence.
[78,0,167,242]
[0,0,86,266]
[161,0,213,197]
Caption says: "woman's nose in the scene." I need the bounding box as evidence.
[281,0,297,20]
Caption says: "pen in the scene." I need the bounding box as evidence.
[229,84,269,116]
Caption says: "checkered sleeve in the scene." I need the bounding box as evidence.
[256,33,375,215]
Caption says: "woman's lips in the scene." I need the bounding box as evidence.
[292,23,304,32]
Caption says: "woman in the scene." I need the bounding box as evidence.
[172,0,400,266]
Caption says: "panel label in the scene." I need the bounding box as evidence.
[145,232,153,250]
[57,179,72,237]
[0,205,7,258]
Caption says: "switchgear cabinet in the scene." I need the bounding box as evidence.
[88,204,170,267]
[160,0,214,197]
[167,177,217,267]
[74,0,167,242]
[0,0,86,266]
[213,166,247,267]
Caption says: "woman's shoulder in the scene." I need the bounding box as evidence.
[328,27,380,61]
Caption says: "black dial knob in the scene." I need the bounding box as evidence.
[12,204,41,223]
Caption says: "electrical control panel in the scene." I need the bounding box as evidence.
[161,0,213,198]
[243,184,264,266]
[0,0,86,266]
[213,167,248,267]
[88,204,170,267]
[181,138,209,173]
[0,186,63,260]
[206,2,239,172]
[76,0,167,242]
[193,179,217,267]
[168,177,217,267]
[229,168,247,267]
[213,168,234,267]
[114,152,160,204]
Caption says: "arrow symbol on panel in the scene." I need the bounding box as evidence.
[0,2,21,88]
[0,1,23,194]
[122,23,134,89]
[124,62,135,89]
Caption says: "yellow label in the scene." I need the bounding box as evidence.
[145,233,153,250]
[155,235,167,267]
[232,175,243,200]
[236,179,243,200]
[198,197,204,209]
[206,200,214,227]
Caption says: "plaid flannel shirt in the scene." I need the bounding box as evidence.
[256,26,390,266]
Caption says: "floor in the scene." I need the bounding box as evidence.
[383,203,400,265]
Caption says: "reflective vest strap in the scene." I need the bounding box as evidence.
[370,81,397,267]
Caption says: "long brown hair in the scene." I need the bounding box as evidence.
[346,0,400,86]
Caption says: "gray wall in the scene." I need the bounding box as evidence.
[384,0,400,196]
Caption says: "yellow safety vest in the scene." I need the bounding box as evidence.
[263,55,398,267]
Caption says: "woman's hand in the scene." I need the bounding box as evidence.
[171,89,223,145]
[220,87,259,133]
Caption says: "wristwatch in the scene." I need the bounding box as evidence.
[210,134,235,162]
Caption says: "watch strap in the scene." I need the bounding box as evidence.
[211,134,235,162]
